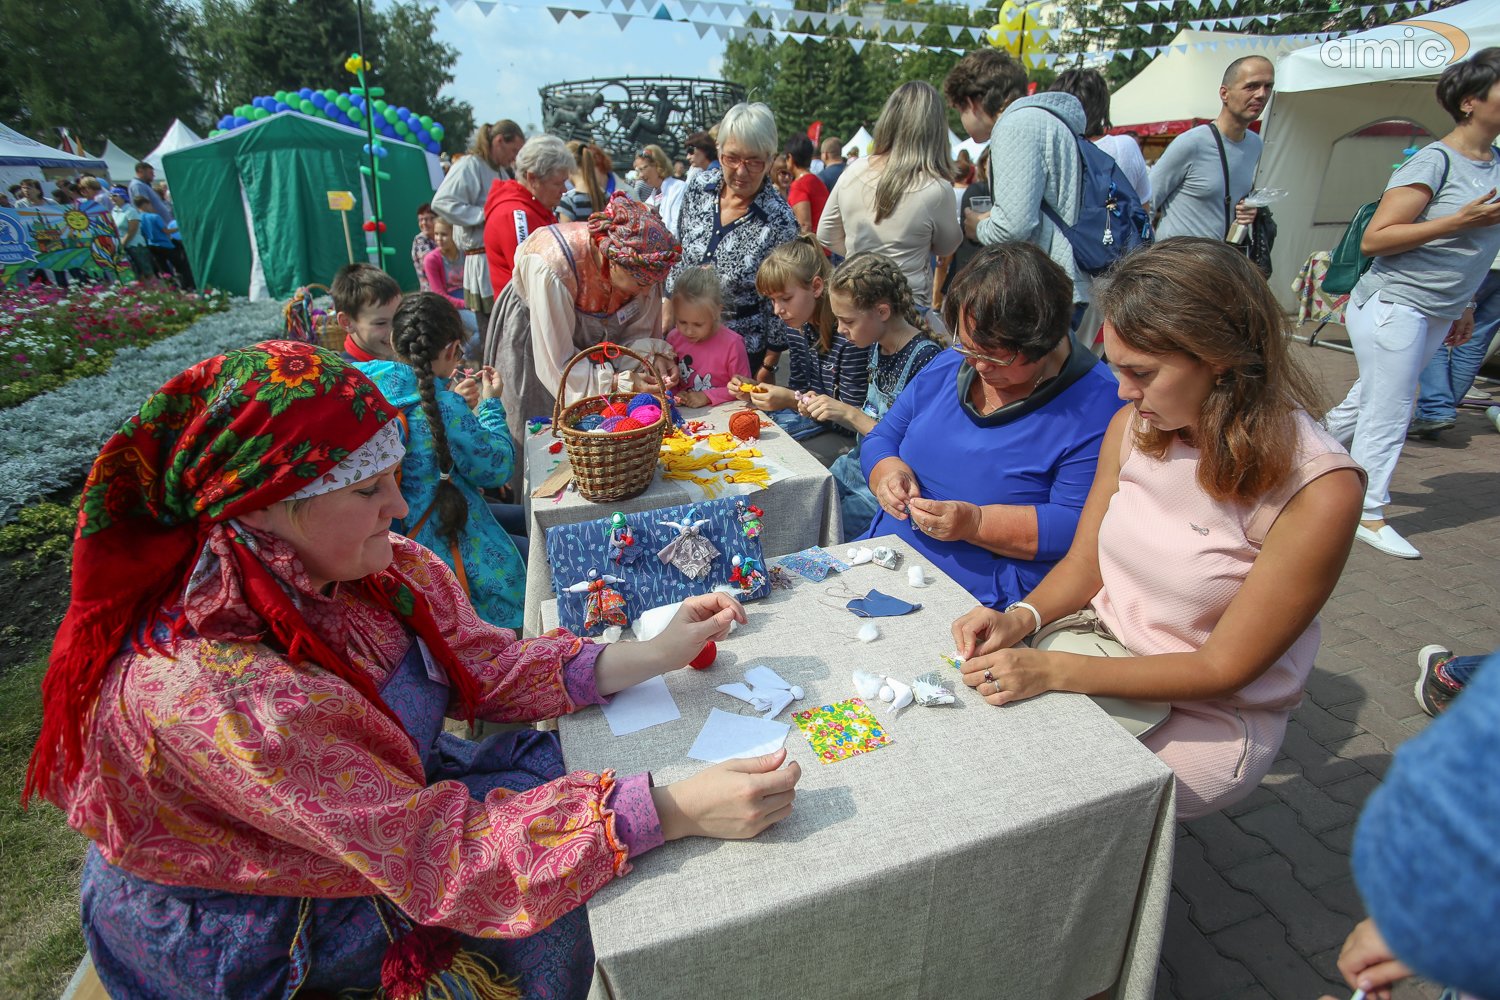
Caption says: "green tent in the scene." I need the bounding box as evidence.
[162,112,438,300]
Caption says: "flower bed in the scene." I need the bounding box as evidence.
[0,297,283,523]
[0,281,231,409]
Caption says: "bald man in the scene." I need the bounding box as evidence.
[1149,55,1274,241]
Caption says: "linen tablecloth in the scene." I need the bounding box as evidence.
[521,401,843,636]
[1292,250,1348,325]
[552,536,1176,1000]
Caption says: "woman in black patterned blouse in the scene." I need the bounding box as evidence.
[664,102,799,381]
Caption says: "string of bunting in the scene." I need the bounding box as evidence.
[434,0,1431,61]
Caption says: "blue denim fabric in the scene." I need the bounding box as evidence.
[1415,269,1500,422]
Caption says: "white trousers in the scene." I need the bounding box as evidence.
[1323,292,1450,520]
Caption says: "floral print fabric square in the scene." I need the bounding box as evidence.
[792,698,892,764]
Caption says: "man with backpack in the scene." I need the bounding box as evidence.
[1149,56,1274,242]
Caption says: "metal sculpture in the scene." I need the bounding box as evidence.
[539,76,746,169]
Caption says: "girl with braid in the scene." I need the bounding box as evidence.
[810,252,944,539]
[358,292,527,629]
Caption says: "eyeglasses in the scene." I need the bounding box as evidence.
[952,341,1021,367]
[721,153,767,173]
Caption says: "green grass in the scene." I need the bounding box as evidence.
[0,499,87,998]
[0,646,88,1000]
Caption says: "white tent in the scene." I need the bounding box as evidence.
[144,119,202,172]
[947,128,965,158]
[0,122,107,193]
[96,140,141,183]
[1257,0,1499,308]
[1110,29,1304,130]
[842,127,873,158]
[956,137,988,163]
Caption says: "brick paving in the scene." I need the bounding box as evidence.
[1157,332,1499,999]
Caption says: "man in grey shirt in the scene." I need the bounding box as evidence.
[1150,56,1274,241]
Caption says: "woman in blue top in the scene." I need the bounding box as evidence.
[358,292,526,630]
[859,242,1121,609]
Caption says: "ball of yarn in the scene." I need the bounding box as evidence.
[630,404,662,426]
[598,416,624,432]
[626,392,658,413]
[612,416,644,432]
[729,409,761,440]
[575,413,604,431]
[601,402,629,419]
[689,641,716,670]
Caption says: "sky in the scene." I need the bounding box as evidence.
[422,0,732,134]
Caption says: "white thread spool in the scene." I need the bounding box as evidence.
[907,565,928,588]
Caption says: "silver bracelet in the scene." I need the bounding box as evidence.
[1004,601,1043,638]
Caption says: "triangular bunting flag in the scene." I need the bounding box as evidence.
[948,24,964,40]
[570,9,589,19]
[652,3,672,20]
[621,0,635,10]
[1176,44,1188,54]
[548,6,567,22]
[850,37,866,53]
[474,0,496,11]
[614,12,632,28]
[1122,0,1138,10]
[713,22,727,39]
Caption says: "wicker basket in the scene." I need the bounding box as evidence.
[282,283,341,352]
[552,342,669,502]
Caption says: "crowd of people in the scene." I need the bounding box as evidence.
[19,43,1500,1000]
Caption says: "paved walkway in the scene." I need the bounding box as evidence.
[1157,333,1499,999]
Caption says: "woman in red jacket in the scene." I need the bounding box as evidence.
[485,135,572,302]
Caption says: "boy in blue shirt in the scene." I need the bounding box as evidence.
[133,196,179,286]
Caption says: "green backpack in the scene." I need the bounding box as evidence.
[1323,146,1453,297]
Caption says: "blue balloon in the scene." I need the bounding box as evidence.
[397,106,410,118]
[416,129,430,144]
[311,93,327,108]
[218,115,235,129]
[298,87,313,100]
[275,101,290,113]
[233,115,250,128]
[427,141,441,154]
[375,144,389,158]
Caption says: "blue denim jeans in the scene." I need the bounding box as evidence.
[1415,270,1500,422]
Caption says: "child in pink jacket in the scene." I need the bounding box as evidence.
[665,265,751,408]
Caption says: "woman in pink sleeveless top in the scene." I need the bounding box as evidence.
[951,238,1366,819]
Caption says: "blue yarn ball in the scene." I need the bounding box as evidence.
[626,392,658,413]
[576,413,604,431]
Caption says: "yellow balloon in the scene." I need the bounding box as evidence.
[989,0,1045,62]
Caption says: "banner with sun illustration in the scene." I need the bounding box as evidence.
[0,203,132,288]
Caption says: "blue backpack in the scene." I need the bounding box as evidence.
[1032,105,1154,275]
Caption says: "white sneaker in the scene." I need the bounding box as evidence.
[1355,524,1421,559]
[1489,405,1500,432]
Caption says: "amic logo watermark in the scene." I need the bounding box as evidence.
[1319,19,1471,71]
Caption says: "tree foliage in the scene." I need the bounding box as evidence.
[2,0,475,155]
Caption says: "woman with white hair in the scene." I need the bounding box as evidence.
[485,134,574,299]
[433,120,526,333]
[665,102,800,380]
[817,82,963,316]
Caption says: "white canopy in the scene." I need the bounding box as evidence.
[1109,29,1304,129]
[842,127,873,158]
[144,119,202,172]
[1257,1,1495,308]
[97,141,142,183]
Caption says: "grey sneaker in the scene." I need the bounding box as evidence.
[1407,417,1456,438]
[1489,405,1500,432]
[1415,645,1464,716]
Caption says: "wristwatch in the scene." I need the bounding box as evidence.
[1003,601,1043,638]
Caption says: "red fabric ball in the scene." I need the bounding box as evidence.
[729,410,761,440]
[601,402,629,418]
[689,641,716,670]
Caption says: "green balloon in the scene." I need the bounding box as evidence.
[383,107,398,123]
[336,94,351,110]
[349,105,364,122]
[274,90,288,103]
[252,107,269,119]
[373,99,387,113]
[299,99,315,114]
[418,114,433,129]
[395,120,411,135]
[430,124,445,140]
[323,88,338,102]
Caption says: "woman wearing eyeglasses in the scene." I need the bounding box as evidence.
[665,103,800,382]
[858,242,1121,610]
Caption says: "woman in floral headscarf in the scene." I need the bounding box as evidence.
[23,342,799,1000]
[485,192,681,493]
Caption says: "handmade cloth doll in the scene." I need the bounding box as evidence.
[607,512,640,565]
[734,500,764,539]
[656,515,719,580]
[729,554,764,591]
[565,569,628,630]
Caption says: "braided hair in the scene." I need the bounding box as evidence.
[391,292,469,548]
[828,251,940,343]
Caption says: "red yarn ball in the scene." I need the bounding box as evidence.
[689,641,717,670]
[601,402,629,418]
[612,416,643,431]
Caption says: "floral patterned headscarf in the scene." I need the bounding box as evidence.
[587,191,681,285]
[25,341,481,806]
